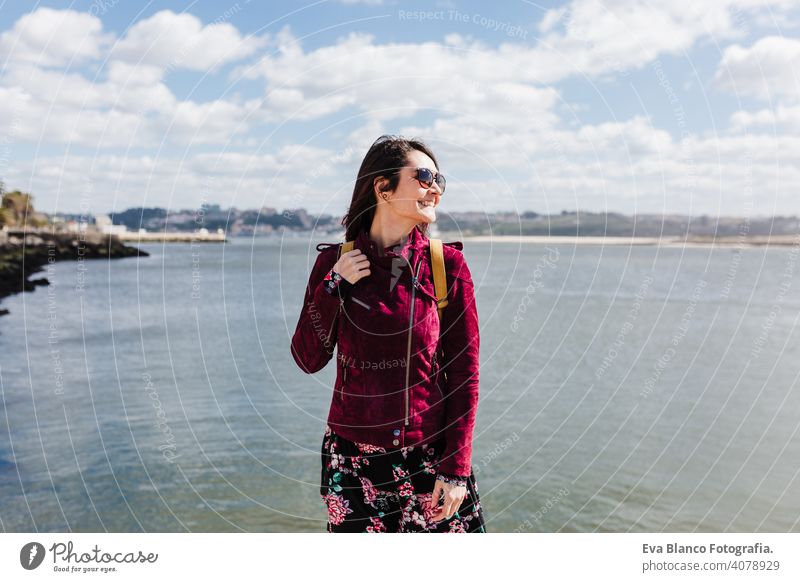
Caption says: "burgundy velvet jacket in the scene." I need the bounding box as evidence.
[290,225,481,477]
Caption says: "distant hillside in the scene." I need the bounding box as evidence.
[434,211,800,238]
[20,194,800,239]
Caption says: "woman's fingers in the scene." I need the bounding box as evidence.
[336,249,370,283]
[429,482,445,522]
[433,502,455,522]
[430,481,442,509]
[431,489,465,522]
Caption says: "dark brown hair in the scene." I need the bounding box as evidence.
[342,134,440,242]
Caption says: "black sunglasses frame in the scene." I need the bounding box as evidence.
[413,167,446,194]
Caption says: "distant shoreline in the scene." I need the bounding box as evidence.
[0,230,146,318]
[443,234,800,247]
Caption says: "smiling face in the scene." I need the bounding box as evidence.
[379,149,443,225]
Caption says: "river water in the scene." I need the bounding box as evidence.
[1,236,798,532]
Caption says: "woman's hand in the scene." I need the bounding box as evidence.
[334,249,371,284]
[429,477,467,523]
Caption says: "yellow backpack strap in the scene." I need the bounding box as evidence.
[339,240,354,259]
[429,238,448,320]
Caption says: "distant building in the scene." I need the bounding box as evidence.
[95,214,128,235]
[65,220,89,233]
[294,208,312,228]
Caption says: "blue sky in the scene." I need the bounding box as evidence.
[1,0,799,216]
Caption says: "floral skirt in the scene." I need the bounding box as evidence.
[319,424,486,533]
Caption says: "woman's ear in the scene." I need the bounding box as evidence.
[374,177,390,201]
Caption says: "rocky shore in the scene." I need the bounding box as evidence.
[0,229,148,318]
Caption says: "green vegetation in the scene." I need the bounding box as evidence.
[0,186,49,228]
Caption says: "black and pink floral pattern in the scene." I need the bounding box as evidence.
[322,268,354,297]
[436,473,468,487]
[320,424,486,533]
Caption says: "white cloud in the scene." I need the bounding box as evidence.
[235,0,796,126]
[535,0,794,79]
[0,57,262,148]
[5,146,360,215]
[717,35,800,136]
[110,9,268,72]
[236,28,560,127]
[715,36,800,101]
[163,98,265,145]
[730,103,800,132]
[0,8,270,148]
[2,3,800,216]
[0,7,113,67]
[11,127,800,216]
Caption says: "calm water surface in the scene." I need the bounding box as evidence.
[1,237,799,532]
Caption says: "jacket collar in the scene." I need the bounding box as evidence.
[355,224,429,264]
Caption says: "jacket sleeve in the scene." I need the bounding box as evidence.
[290,248,343,374]
[436,252,480,477]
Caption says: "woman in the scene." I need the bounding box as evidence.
[290,135,485,533]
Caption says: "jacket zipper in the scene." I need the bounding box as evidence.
[404,256,424,426]
[328,297,344,400]
[341,361,347,402]
[350,296,371,310]
[431,351,445,399]
[326,298,344,352]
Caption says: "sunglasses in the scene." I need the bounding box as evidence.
[412,167,446,194]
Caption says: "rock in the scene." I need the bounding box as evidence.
[0,231,148,318]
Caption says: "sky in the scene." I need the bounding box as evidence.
[0,0,799,217]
